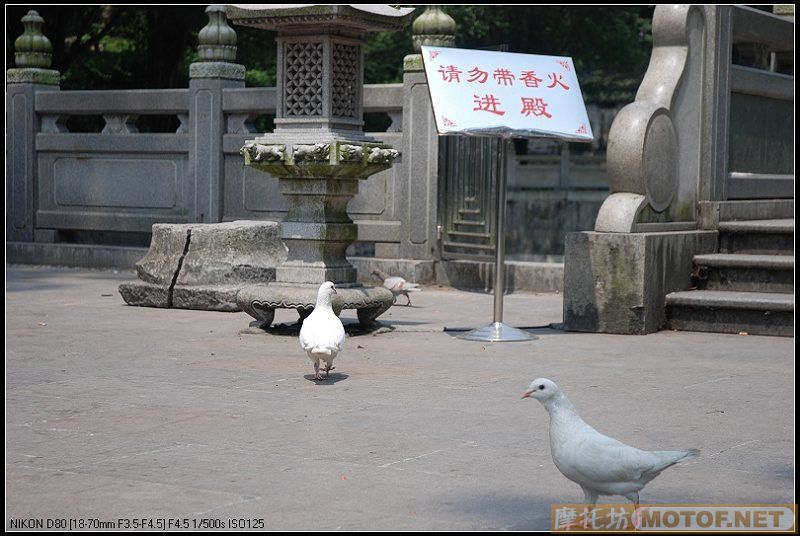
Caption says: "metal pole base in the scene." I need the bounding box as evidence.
[457,322,537,342]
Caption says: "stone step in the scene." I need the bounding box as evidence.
[694,253,794,269]
[718,218,794,254]
[692,254,793,293]
[718,218,795,233]
[666,290,794,337]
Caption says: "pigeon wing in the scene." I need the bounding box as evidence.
[556,426,661,484]
[383,276,408,292]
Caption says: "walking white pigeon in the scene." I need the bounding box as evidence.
[299,282,345,380]
[372,269,421,306]
[522,378,698,506]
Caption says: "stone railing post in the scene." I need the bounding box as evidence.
[188,5,245,223]
[398,6,456,260]
[6,10,61,242]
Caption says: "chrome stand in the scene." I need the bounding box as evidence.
[459,137,536,342]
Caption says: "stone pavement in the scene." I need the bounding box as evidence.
[5,265,795,530]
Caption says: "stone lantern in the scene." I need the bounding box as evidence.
[227,5,414,328]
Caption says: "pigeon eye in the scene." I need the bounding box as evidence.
[539,384,545,390]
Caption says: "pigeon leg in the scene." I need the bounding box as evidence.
[405,293,412,306]
[313,361,321,380]
[626,492,641,529]
[323,361,333,378]
[559,487,599,529]
[581,486,598,505]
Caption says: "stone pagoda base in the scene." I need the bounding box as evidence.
[237,282,393,329]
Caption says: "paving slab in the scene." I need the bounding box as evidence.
[5,265,795,530]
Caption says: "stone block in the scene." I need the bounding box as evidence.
[563,230,717,334]
[176,221,286,286]
[119,220,287,311]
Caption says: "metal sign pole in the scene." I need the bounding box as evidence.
[459,137,536,342]
[493,137,508,324]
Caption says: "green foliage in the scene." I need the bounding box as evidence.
[245,69,276,88]
[407,5,654,104]
[235,26,277,87]
[6,5,653,104]
[364,29,410,84]
[6,5,208,89]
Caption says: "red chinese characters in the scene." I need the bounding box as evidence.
[473,94,506,116]
[547,73,570,90]
[438,65,572,92]
[520,97,552,119]
[492,68,515,86]
[520,70,544,88]
[467,67,488,83]
[438,65,462,82]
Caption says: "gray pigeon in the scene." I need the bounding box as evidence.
[372,269,421,306]
[299,282,345,380]
[522,378,698,505]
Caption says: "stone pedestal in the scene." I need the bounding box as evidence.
[235,139,398,326]
[227,5,413,328]
[563,230,717,334]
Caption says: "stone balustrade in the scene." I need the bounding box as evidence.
[6,8,413,253]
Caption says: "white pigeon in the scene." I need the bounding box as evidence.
[372,269,422,306]
[522,378,698,505]
[299,282,345,380]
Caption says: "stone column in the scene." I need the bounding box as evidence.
[398,6,455,261]
[227,5,414,328]
[188,5,245,223]
[771,5,794,74]
[6,10,60,242]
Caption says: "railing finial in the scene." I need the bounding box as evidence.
[197,5,238,62]
[412,6,456,52]
[14,10,53,69]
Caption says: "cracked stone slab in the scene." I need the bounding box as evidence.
[118,221,287,311]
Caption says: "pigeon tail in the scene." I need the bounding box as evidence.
[672,448,700,463]
[650,448,699,473]
[310,347,333,356]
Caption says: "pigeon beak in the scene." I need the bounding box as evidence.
[521,389,534,399]
[331,287,337,294]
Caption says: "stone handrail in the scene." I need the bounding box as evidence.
[596,5,702,232]
[36,89,190,115]
[596,4,794,233]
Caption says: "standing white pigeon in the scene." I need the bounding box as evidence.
[522,378,698,505]
[372,269,421,306]
[299,282,345,380]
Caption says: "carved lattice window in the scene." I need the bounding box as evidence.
[331,42,359,119]
[284,42,323,116]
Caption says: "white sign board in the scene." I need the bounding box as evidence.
[421,46,594,142]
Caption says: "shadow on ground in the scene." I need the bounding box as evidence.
[303,372,349,384]
[434,492,555,530]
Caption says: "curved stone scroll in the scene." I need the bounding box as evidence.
[594,193,648,233]
[600,5,703,231]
